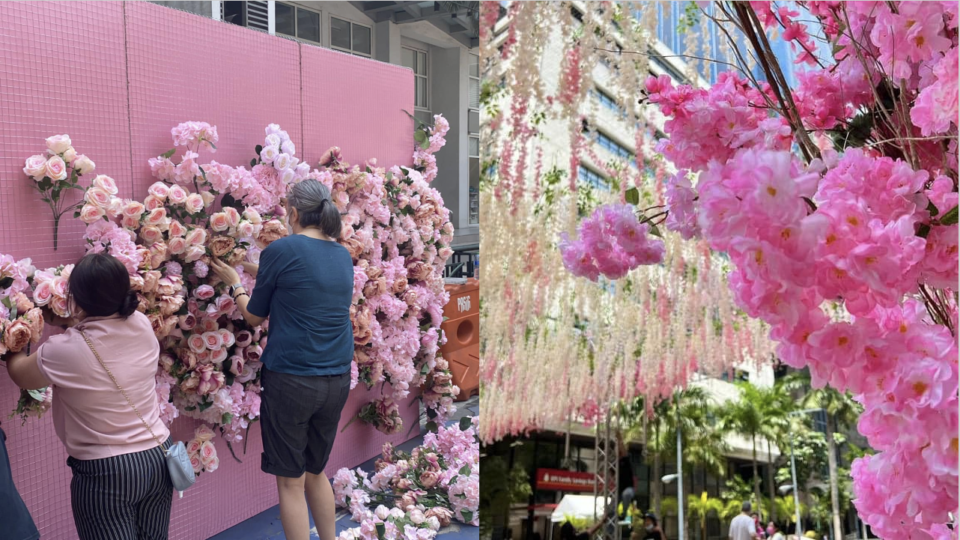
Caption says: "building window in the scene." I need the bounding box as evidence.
[223,1,269,32]
[590,130,634,163]
[591,87,626,117]
[578,166,609,191]
[331,17,372,57]
[402,47,430,125]
[274,2,320,43]
[468,53,480,226]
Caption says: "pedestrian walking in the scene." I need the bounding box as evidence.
[730,502,759,540]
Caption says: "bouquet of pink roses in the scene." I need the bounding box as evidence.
[24,134,97,250]
[185,425,220,474]
[353,397,403,435]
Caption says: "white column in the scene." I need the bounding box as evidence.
[211,1,222,21]
[267,1,276,35]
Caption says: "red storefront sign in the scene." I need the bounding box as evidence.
[536,468,595,492]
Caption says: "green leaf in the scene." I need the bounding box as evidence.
[222,413,234,425]
[459,416,472,431]
[648,223,663,238]
[161,148,177,159]
[414,130,427,144]
[939,205,958,225]
[420,137,431,151]
[376,523,386,540]
[459,465,472,475]
[250,158,257,168]
[27,388,47,402]
[255,145,263,154]
[917,223,931,239]
[624,187,639,205]
[208,141,217,150]
[461,510,474,523]
[927,200,940,217]
[426,421,439,433]
[197,400,213,412]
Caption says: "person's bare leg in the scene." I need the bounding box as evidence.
[305,471,337,540]
[277,475,311,540]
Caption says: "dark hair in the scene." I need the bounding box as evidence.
[742,501,752,512]
[644,513,659,526]
[288,179,342,239]
[559,522,575,540]
[69,253,138,318]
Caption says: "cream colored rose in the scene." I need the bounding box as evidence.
[45,156,67,181]
[23,155,47,180]
[45,134,72,155]
[73,155,96,175]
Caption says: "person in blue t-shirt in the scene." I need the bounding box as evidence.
[212,178,354,540]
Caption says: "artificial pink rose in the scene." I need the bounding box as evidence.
[189,454,203,474]
[184,194,204,214]
[202,331,223,350]
[168,220,186,237]
[168,185,188,204]
[195,285,215,300]
[23,155,47,179]
[226,248,246,266]
[179,313,197,331]
[161,316,178,338]
[256,220,286,247]
[140,226,163,246]
[44,156,67,181]
[147,312,166,338]
[245,345,263,363]
[209,212,230,232]
[157,275,181,296]
[45,134,72,154]
[185,228,207,246]
[211,348,228,364]
[424,508,453,528]
[341,237,364,259]
[188,334,207,354]
[223,207,241,229]
[199,440,216,463]
[50,276,68,298]
[392,278,408,295]
[195,424,215,443]
[184,246,206,263]
[208,236,236,258]
[406,261,432,282]
[3,320,32,353]
[203,455,219,473]
[243,208,263,225]
[200,318,218,333]
[92,175,118,195]
[218,328,236,348]
[145,208,167,228]
[123,200,145,218]
[142,270,161,294]
[181,372,200,394]
[79,204,105,224]
[234,330,253,348]
[200,191,215,207]
[214,295,235,316]
[120,215,139,229]
[73,155,95,175]
[50,296,70,318]
[419,471,440,489]
[187,439,202,455]
[159,353,175,373]
[159,295,184,317]
[167,236,187,255]
[106,198,124,220]
[142,196,162,212]
[147,182,169,201]
[62,147,77,163]
[149,243,168,268]
[196,350,211,364]
[228,355,244,376]
[237,222,256,239]
[83,186,111,208]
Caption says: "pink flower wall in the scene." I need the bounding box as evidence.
[0,2,418,539]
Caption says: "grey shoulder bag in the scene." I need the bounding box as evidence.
[79,329,196,496]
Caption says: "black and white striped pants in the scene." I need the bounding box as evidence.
[67,439,173,540]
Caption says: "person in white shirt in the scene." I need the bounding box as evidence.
[730,502,759,540]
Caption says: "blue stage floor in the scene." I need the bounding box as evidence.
[210,398,479,540]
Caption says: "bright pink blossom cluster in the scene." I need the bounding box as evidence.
[559,204,665,280]
[561,3,959,537]
[334,417,480,533]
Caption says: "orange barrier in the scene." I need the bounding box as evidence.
[440,279,479,401]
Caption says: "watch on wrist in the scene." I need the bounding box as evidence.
[229,284,243,297]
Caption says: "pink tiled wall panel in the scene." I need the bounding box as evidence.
[0,2,419,539]
[301,45,416,168]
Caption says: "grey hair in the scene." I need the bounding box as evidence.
[287,179,342,239]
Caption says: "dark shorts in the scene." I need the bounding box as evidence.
[260,367,351,478]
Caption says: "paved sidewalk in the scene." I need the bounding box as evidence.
[210,397,479,540]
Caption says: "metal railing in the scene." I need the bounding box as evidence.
[444,244,479,279]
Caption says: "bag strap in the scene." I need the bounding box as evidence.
[78,329,165,449]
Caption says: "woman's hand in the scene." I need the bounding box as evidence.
[210,259,241,288]
[241,262,259,277]
[43,309,75,329]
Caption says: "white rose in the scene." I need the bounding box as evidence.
[264,124,281,136]
[426,517,441,531]
[45,134,72,155]
[264,134,281,148]
[62,147,77,163]
[281,169,296,185]
[73,155,96,175]
[281,140,295,155]
[260,145,279,164]
[274,153,292,171]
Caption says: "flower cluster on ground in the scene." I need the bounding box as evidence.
[333,417,480,540]
[6,114,457,469]
[558,3,958,538]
